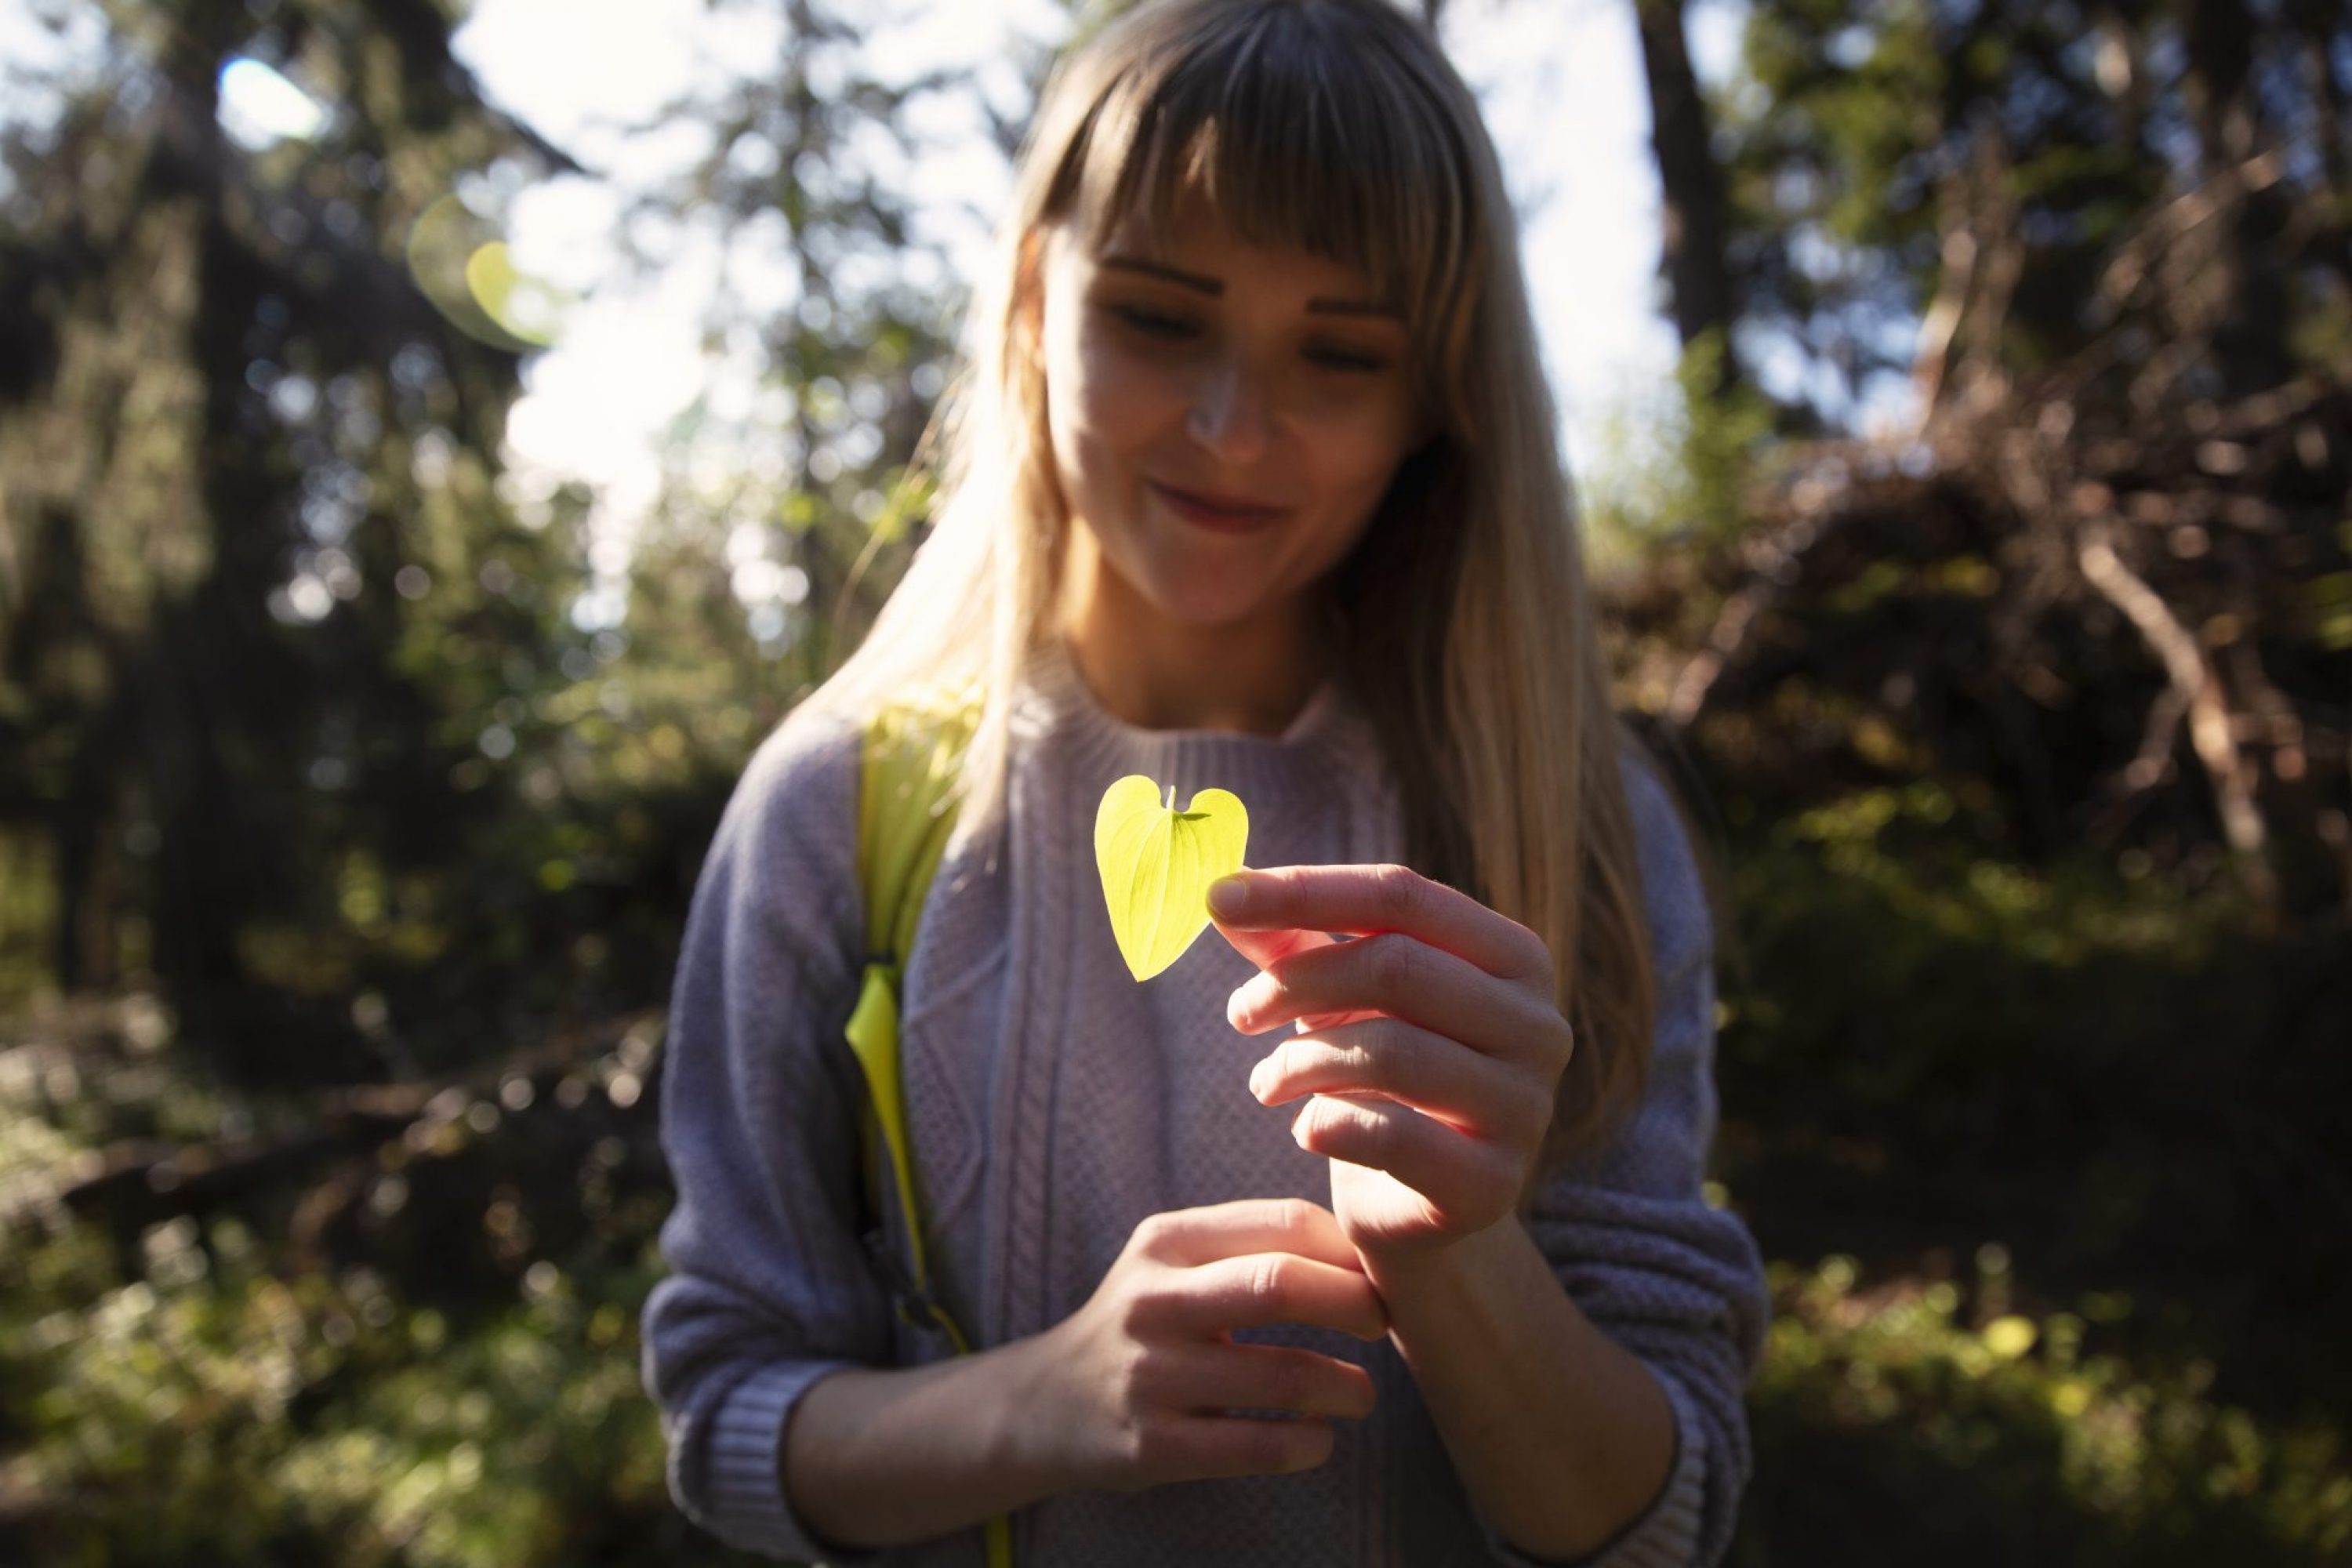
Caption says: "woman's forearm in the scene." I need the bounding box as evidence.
[783,1334,1069,1551]
[1363,1217,1675,1560]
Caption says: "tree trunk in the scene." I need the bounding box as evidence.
[2180,0,2293,395]
[1633,0,1741,396]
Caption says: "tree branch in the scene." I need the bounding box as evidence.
[2077,522,2279,917]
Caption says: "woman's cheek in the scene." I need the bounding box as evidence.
[1298,404,1389,485]
[1051,360,1140,481]
[1080,339,1182,438]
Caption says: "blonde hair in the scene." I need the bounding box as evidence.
[802,0,1666,1176]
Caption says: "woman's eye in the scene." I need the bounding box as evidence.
[1309,346,1390,374]
[1110,304,1196,339]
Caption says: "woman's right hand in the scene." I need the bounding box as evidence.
[1013,1197,1390,1492]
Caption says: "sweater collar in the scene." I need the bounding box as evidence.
[1025,633,1341,742]
[1014,633,1380,793]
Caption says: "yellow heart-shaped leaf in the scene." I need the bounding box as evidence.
[1094,775,1250,982]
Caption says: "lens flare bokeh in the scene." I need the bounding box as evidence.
[406,192,568,351]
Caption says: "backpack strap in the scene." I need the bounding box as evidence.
[844,681,1014,1568]
[848,681,981,1326]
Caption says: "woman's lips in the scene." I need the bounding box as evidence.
[1150,481,1289,533]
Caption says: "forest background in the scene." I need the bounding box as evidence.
[2,0,2348,1562]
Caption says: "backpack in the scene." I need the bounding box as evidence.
[844,682,1014,1568]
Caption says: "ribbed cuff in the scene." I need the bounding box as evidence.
[693,1359,885,1565]
[1477,1367,1707,1568]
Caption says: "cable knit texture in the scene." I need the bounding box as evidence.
[641,636,1770,1566]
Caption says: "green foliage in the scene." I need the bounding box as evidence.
[2,1225,683,1564]
[1717,0,2345,412]
[0,0,597,1075]
[1583,328,1778,571]
[1744,1254,2351,1565]
[1703,792,2352,1562]
[0,1011,744,1565]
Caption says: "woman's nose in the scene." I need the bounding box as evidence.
[1184,358,1273,466]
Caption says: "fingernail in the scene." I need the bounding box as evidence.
[1207,874,1249,918]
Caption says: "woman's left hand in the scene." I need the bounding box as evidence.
[1208,864,1574,1274]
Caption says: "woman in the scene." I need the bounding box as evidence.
[641,1,1769,1562]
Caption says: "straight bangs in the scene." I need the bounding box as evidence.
[1040,0,1483,426]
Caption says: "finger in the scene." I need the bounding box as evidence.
[1131,1197,1361,1273]
[1291,1095,1522,1223]
[1146,1342,1377,1422]
[1162,1250,1392,1342]
[1210,916,1341,978]
[1143,1410,1336,1483]
[1208,863,1553,985]
[1230,932,1570,1068]
[1249,1019,1544,1142]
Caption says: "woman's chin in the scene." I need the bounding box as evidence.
[1085,530,1292,631]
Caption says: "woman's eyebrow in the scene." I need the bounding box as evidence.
[1099,256,1400,319]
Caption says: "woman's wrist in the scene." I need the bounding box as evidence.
[783,1329,1078,1550]
[989,1320,1085,1494]
[1353,1217,1501,1299]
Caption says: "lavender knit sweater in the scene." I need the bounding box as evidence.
[641,635,1770,1566]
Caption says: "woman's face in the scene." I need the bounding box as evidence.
[1034,191,1430,633]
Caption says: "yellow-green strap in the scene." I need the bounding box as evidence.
[848,683,978,1267]
[844,962,926,1289]
[848,684,1011,1566]
[858,684,982,960]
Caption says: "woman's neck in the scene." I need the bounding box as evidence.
[1057,537,1337,738]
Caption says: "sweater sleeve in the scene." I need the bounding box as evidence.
[639,712,896,1564]
[1472,755,1770,1568]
